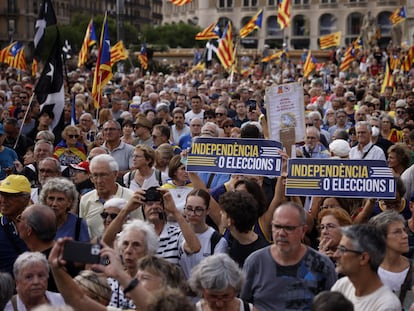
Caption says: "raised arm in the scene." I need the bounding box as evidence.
[160,188,201,254]
[102,190,145,247]
[188,171,222,228]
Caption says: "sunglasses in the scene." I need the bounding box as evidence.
[68,134,80,139]
[100,212,118,220]
[215,113,224,117]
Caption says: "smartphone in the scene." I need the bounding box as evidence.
[62,241,101,264]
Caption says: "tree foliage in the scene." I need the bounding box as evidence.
[141,22,203,49]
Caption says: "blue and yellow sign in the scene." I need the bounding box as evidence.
[187,137,283,176]
[286,158,395,198]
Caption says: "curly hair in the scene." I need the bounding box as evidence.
[39,177,79,212]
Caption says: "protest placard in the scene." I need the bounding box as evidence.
[186,137,283,176]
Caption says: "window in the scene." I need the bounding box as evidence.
[319,14,337,35]
[267,16,283,37]
[377,11,392,36]
[294,0,309,4]
[218,0,233,8]
[321,0,336,3]
[347,12,363,35]
[293,15,309,36]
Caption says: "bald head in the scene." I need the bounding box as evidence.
[22,204,57,242]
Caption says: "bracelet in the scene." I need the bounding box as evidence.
[123,277,139,294]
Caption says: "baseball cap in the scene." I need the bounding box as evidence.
[0,175,31,194]
[70,161,90,173]
[329,139,351,158]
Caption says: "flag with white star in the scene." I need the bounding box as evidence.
[33,0,57,61]
[34,31,64,130]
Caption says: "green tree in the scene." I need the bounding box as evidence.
[141,22,203,49]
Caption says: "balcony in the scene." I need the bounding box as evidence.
[376,0,398,6]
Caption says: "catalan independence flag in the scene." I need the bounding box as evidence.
[138,42,148,71]
[319,32,341,50]
[277,0,291,29]
[303,51,316,78]
[170,0,192,6]
[8,42,27,71]
[261,51,284,63]
[239,9,263,38]
[402,45,414,72]
[340,37,362,72]
[92,12,113,109]
[78,19,97,67]
[216,22,235,72]
[381,59,394,94]
[0,42,15,64]
[390,6,406,26]
[195,21,220,40]
[110,40,128,65]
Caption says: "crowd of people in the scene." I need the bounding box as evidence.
[0,43,414,311]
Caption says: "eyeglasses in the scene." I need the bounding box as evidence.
[317,223,338,231]
[100,212,118,220]
[388,227,409,236]
[152,135,160,139]
[19,96,27,99]
[336,245,363,255]
[215,113,224,117]
[185,206,206,216]
[68,134,80,139]
[306,136,317,140]
[39,168,58,174]
[203,291,235,303]
[272,223,303,232]
[223,125,233,128]
[90,172,112,179]
[396,110,406,115]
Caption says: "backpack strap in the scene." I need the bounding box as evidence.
[399,259,414,304]
[155,169,162,186]
[126,170,136,188]
[210,230,222,255]
[75,217,82,241]
[11,295,18,311]
[242,299,251,311]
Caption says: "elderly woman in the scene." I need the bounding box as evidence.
[381,114,402,143]
[222,118,234,137]
[387,143,411,177]
[189,253,257,311]
[48,237,187,311]
[317,207,353,259]
[161,155,193,216]
[369,210,414,309]
[5,252,65,311]
[74,270,112,306]
[53,125,87,166]
[107,219,159,309]
[39,177,90,241]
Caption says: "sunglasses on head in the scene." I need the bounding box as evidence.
[100,212,118,220]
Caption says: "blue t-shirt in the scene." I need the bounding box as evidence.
[55,213,90,241]
[0,147,18,180]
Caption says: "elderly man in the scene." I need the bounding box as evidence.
[349,121,386,160]
[241,202,337,310]
[102,120,134,179]
[152,124,181,155]
[178,117,202,150]
[0,175,31,275]
[79,154,141,239]
[331,224,401,310]
[297,126,330,158]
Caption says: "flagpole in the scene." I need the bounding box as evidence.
[14,93,35,149]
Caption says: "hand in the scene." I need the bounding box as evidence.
[91,242,125,279]
[318,237,336,258]
[126,190,146,212]
[13,160,23,173]
[158,188,178,216]
[49,237,72,268]
[277,149,289,175]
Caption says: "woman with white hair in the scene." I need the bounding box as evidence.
[107,219,159,309]
[39,177,89,241]
[4,252,65,311]
[189,253,257,311]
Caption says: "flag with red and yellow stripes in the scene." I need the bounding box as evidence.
[216,22,235,72]
[78,19,97,67]
[110,40,128,65]
[319,32,341,50]
[239,9,263,38]
[170,0,192,6]
[402,45,414,72]
[381,59,394,94]
[277,0,291,29]
[195,21,220,40]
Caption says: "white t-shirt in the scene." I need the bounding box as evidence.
[185,110,204,124]
[331,276,401,311]
[179,226,228,279]
[5,291,65,311]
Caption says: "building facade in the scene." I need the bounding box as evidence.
[162,0,411,50]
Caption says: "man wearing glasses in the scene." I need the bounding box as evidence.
[331,224,401,310]
[79,154,140,239]
[241,202,336,310]
[0,174,31,275]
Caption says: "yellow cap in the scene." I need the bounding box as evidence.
[0,175,31,194]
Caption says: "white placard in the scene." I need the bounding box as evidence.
[266,82,306,143]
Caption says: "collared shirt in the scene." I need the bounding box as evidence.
[0,216,28,275]
[79,184,141,239]
[349,142,386,160]
[102,141,135,171]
